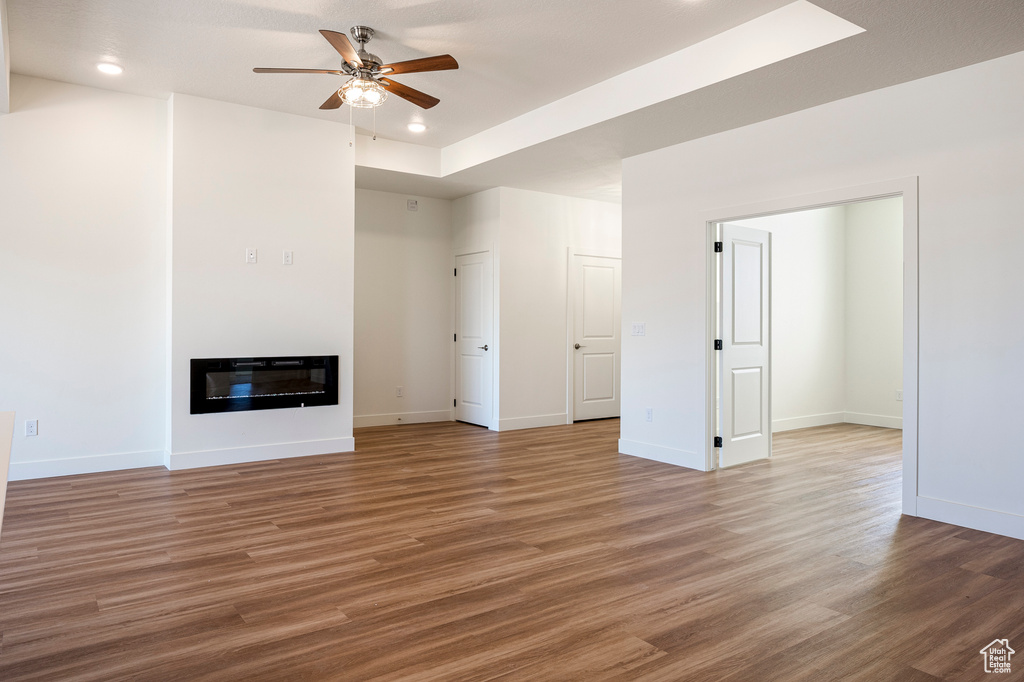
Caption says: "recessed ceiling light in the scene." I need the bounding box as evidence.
[407,122,427,133]
[97,63,124,75]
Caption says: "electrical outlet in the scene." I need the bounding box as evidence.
[645,408,653,422]
[245,248,258,264]
[282,250,293,265]
[396,386,404,397]
[896,390,903,401]
[25,419,38,436]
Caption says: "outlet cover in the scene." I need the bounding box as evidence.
[896,390,903,401]
[25,419,38,436]
[645,408,653,422]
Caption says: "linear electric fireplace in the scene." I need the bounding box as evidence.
[190,356,339,414]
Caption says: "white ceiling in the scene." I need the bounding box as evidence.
[6,1,1024,202]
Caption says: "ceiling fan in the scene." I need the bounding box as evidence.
[254,26,458,110]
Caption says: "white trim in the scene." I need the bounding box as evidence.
[618,439,707,471]
[565,248,575,424]
[8,450,166,481]
[770,412,902,432]
[166,437,355,471]
[353,411,452,428]
[843,412,902,429]
[495,413,567,432]
[699,176,919,516]
[706,222,719,470]
[917,496,1024,542]
[772,412,845,432]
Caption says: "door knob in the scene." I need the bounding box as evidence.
[478,344,488,351]
[574,343,585,350]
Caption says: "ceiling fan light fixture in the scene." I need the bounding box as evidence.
[96,62,123,75]
[407,122,426,133]
[340,77,387,108]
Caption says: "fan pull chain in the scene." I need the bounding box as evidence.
[349,105,354,147]
[373,105,377,141]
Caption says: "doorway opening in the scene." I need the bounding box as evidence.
[705,178,919,516]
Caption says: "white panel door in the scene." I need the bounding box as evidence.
[455,252,493,427]
[720,224,771,467]
[573,255,621,420]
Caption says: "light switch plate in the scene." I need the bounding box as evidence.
[245,248,258,264]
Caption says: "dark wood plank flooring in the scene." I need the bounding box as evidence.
[1,421,1022,680]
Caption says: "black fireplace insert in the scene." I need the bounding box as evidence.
[190,355,339,414]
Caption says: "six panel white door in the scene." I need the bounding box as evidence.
[455,252,494,427]
[719,224,772,467]
[573,255,622,421]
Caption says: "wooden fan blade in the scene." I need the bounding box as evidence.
[380,78,440,109]
[320,29,363,67]
[380,54,458,75]
[254,68,344,74]
[320,90,344,110]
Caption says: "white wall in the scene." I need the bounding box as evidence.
[0,76,167,479]
[734,198,903,432]
[451,187,621,430]
[620,50,1024,539]
[167,94,355,469]
[497,188,621,429]
[452,188,501,253]
[845,197,903,426]
[354,189,452,426]
[734,207,848,431]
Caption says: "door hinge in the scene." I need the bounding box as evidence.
[454,398,457,407]
[714,436,723,448]
[714,241,723,253]
[454,268,457,276]
[454,333,457,342]
[714,339,722,350]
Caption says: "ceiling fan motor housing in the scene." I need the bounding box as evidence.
[350,26,382,71]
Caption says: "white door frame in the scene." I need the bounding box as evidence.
[565,247,622,423]
[452,245,497,429]
[703,177,919,516]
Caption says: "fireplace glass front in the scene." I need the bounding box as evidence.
[190,356,338,414]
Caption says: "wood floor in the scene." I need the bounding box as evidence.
[1,421,1023,681]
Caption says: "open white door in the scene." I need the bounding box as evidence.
[719,223,771,467]
[455,252,494,427]
[572,255,621,420]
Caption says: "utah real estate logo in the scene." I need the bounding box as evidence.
[980,639,1014,674]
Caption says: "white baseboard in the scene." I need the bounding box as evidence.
[495,413,568,432]
[166,437,355,471]
[844,412,903,429]
[618,439,708,471]
[771,412,902,432]
[917,496,1024,541]
[772,412,845,432]
[8,450,166,481]
[354,411,452,428]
